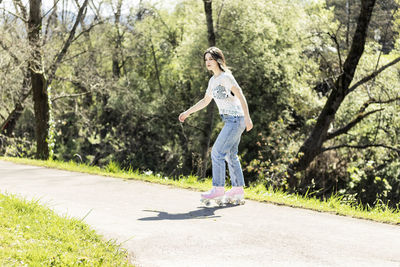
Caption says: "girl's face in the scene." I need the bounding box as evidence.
[204,53,219,72]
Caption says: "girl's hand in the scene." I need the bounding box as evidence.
[179,111,189,122]
[245,117,253,132]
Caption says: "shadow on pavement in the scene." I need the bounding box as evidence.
[138,204,238,221]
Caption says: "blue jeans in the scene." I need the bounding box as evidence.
[211,114,246,187]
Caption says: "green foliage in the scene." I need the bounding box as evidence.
[247,111,305,190]
[0,134,36,158]
[342,154,400,207]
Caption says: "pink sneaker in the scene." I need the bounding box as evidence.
[200,187,225,206]
[224,187,245,205]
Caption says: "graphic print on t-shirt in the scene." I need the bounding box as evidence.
[205,72,244,116]
[213,84,228,99]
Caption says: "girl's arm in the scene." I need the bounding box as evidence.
[231,85,253,131]
[179,94,213,122]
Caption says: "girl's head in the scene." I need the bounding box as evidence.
[203,47,229,73]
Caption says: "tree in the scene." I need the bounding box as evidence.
[29,0,89,159]
[1,0,94,158]
[327,0,399,52]
[0,0,31,137]
[290,0,400,187]
[111,0,123,79]
[198,0,217,178]
[0,49,31,137]
[29,0,49,159]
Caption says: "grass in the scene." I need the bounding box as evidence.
[0,193,132,266]
[1,156,400,225]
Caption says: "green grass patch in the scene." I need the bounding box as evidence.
[1,156,400,225]
[0,193,132,266]
[245,183,400,225]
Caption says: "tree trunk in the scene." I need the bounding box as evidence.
[112,0,123,78]
[290,0,376,186]
[0,74,31,136]
[198,0,216,178]
[346,0,351,48]
[0,15,30,136]
[29,0,50,160]
[150,40,163,94]
[204,0,216,46]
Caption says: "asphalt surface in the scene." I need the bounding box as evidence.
[0,160,399,267]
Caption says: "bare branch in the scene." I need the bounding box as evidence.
[74,0,82,9]
[154,8,171,32]
[217,26,242,35]
[371,5,398,83]
[315,49,339,85]
[43,0,62,47]
[42,0,61,19]
[12,0,27,21]
[47,0,89,85]
[328,32,343,72]
[71,19,103,43]
[60,49,88,63]
[327,95,400,140]
[369,96,400,105]
[347,56,400,94]
[88,0,103,19]
[3,104,11,114]
[0,7,28,22]
[327,108,383,140]
[53,76,90,94]
[51,92,90,102]
[216,0,225,32]
[323,144,400,154]
[0,88,32,135]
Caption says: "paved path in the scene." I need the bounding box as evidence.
[0,160,399,267]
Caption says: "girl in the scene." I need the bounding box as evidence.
[179,47,253,205]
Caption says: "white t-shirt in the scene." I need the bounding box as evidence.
[205,72,244,116]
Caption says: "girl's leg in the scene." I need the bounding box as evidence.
[211,118,243,187]
[226,136,245,187]
[224,119,245,204]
